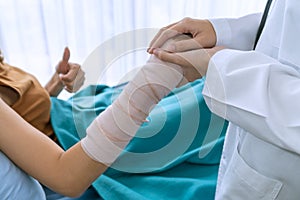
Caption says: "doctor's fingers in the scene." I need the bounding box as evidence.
[153,49,210,79]
[164,37,206,53]
[148,19,200,53]
[148,18,216,53]
[148,21,180,53]
[167,19,217,52]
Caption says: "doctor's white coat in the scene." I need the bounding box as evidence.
[205,0,300,199]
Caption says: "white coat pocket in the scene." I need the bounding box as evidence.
[216,146,282,200]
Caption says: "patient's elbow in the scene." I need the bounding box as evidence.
[48,176,89,198]
[62,189,85,198]
[53,183,87,198]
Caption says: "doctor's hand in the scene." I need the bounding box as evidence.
[148,17,216,54]
[153,46,224,86]
[56,47,85,93]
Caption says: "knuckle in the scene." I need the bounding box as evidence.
[64,76,73,82]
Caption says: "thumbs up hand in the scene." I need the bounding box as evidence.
[56,47,85,93]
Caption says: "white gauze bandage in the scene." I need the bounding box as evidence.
[81,55,183,165]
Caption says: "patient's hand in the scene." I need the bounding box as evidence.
[56,47,85,93]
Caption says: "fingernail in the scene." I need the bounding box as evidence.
[147,48,153,54]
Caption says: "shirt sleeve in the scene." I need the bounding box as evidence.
[202,49,300,154]
[209,13,262,50]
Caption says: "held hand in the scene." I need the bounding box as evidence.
[153,46,224,86]
[148,18,217,54]
[56,47,85,93]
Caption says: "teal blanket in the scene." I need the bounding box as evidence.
[50,79,227,200]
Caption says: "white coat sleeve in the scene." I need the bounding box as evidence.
[202,49,300,154]
[209,13,262,50]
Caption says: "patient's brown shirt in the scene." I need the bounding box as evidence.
[0,62,56,140]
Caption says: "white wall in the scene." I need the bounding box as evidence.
[0,0,267,88]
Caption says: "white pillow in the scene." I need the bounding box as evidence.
[0,151,46,200]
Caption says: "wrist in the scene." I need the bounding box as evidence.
[203,19,217,47]
[44,72,64,97]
